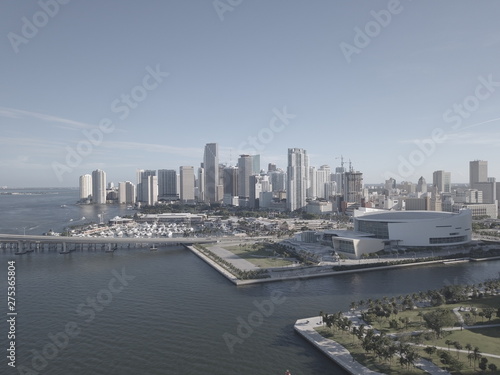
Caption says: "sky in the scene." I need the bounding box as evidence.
[1,0,500,187]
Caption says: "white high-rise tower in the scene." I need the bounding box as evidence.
[79,174,92,200]
[92,169,106,204]
[286,148,308,211]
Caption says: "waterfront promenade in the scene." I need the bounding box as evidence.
[294,316,451,375]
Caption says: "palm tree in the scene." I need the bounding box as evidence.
[472,346,482,370]
[465,343,472,356]
[445,339,453,352]
[453,341,463,359]
[467,352,474,367]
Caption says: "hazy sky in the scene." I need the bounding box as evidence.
[2,0,500,187]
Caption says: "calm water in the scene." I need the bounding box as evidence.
[1,189,499,374]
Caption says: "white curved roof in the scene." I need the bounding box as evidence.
[355,210,465,222]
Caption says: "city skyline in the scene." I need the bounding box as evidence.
[2,1,500,187]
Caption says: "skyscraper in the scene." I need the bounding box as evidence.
[470,160,488,187]
[138,170,156,203]
[92,169,106,204]
[144,175,158,206]
[203,143,219,203]
[238,154,254,202]
[180,166,195,202]
[286,148,308,211]
[158,169,178,200]
[308,166,316,199]
[316,165,330,199]
[433,170,451,194]
[344,170,363,203]
[118,181,136,204]
[79,174,92,200]
[417,176,427,195]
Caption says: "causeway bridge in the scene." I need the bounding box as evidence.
[0,234,216,254]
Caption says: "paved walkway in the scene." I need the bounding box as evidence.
[207,244,259,271]
[295,316,451,375]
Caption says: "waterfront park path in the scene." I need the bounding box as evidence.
[295,316,451,375]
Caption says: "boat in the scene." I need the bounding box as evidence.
[150,245,158,251]
[59,250,71,254]
[15,251,28,255]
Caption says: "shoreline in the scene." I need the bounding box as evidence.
[184,244,500,286]
[294,316,384,374]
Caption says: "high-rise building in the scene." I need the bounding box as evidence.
[433,170,451,193]
[308,166,316,199]
[223,166,238,197]
[269,170,286,193]
[252,155,261,175]
[158,169,178,200]
[92,169,106,204]
[316,165,330,199]
[197,166,205,202]
[333,165,345,196]
[118,181,136,204]
[137,170,156,203]
[180,166,195,202]
[79,174,92,200]
[344,170,363,203]
[417,176,427,195]
[286,148,309,211]
[238,155,254,201]
[143,175,158,206]
[203,143,219,203]
[470,160,488,187]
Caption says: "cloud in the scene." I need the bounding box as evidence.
[0,107,96,131]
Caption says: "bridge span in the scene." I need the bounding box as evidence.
[0,233,216,254]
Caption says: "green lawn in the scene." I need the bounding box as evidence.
[221,243,296,268]
[366,295,500,334]
[369,306,457,334]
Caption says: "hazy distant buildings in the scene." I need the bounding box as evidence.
[79,174,92,201]
[180,166,195,202]
[92,169,106,204]
[286,148,308,211]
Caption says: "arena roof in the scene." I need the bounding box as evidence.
[355,210,463,222]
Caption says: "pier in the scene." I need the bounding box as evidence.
[0,234,216,254]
